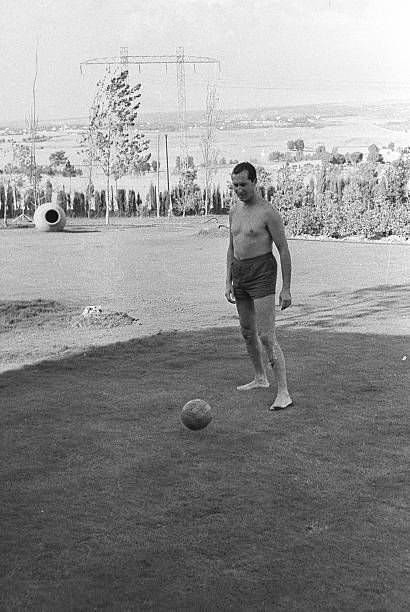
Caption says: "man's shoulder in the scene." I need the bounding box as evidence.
[256,199,276,217]
[258,202,285,230]
[261,201,281,218]
[257,197,272,209]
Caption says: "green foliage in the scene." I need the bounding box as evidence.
[12,143,31,172]
[268,151,286,162]
[274,159,410,238]
[1,148,409,237]
[329,153,346,165]
[49,150,68,170]
[88,70,151,180]
[45,180,53,202]
[171,167,202,215]
[367,144,383,164]
[350,151,363,164]
[275,164,306,211]
[175,155,195,172]
[256,166,272,188]
[62,160,79,177]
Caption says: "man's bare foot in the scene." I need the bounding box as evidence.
[237,378,270,391]
[269,391,293,411]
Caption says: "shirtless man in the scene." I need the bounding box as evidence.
[225,162,293,410]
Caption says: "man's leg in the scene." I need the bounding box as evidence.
[254,295,293,409]
[235,295,269,390]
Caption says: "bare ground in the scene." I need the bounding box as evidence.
[1,217,409,372]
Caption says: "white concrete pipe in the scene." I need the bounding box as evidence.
[33,203,66,232]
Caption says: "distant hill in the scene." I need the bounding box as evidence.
[2,100,410,130]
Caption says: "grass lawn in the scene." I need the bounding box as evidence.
[1,326,409,611]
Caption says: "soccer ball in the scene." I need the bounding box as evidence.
[181,399,212,431]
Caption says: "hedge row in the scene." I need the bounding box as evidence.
[1,159,409,238]
[0,183,228,219]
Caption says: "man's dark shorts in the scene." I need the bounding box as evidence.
[232,252,277,300]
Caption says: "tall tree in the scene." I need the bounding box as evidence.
[200,83,219,215]
[295,138,305,161]
[88,70,151,224]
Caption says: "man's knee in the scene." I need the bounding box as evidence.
[259,331,280,361]
[240,325,258,343]
[259,330,273,347]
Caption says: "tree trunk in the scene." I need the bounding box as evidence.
[167,191,173,218]
[114,179,118,215]
[105,174,110,226]
[3,188,7,226]
[12,182,17,216]
[105,131,111,226]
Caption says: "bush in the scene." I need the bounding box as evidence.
[1,158,409,238]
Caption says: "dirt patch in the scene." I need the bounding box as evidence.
[0,300,145,372]
[72,310,141,329]
[1,223,408,372]
[0,299,71,331]
[0,299,141,332]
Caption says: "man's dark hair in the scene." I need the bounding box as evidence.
[232,161,257,182]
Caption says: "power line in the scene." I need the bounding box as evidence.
[80,54,220,70]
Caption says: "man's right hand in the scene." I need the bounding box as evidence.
[225,284,236,303]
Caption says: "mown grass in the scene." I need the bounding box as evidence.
[1,327,409,611]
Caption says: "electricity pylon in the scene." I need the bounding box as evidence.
[80,48,220,192]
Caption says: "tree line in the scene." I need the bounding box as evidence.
[1,156,409,238]
[262,158,410,239]
[0,181,228,221]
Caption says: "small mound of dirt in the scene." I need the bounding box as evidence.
[72,311,141,329]
[0,299,69,331]
[0,300,141,333]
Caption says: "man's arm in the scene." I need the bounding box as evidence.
[266,207,292,309]
[225,211,235,303]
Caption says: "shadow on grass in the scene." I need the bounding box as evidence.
[1,327,409,610]
[63,227,101,233]
[284,283,410,331]
[65,223,162,232]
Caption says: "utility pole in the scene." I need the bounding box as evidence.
[165,133,172,217]
[120,46,129,71]
[176,46,188,175]
[12,48,38,225]
[156,132,160,218]
[30,45,39,209]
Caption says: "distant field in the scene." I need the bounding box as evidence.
[3,108,410,195]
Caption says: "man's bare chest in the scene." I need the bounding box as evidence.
[231,211,267,238]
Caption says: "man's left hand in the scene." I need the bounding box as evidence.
[279,289,291,310]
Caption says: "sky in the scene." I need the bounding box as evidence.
[1,0,410,123]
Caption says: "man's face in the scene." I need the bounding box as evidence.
[231,170,257,202]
